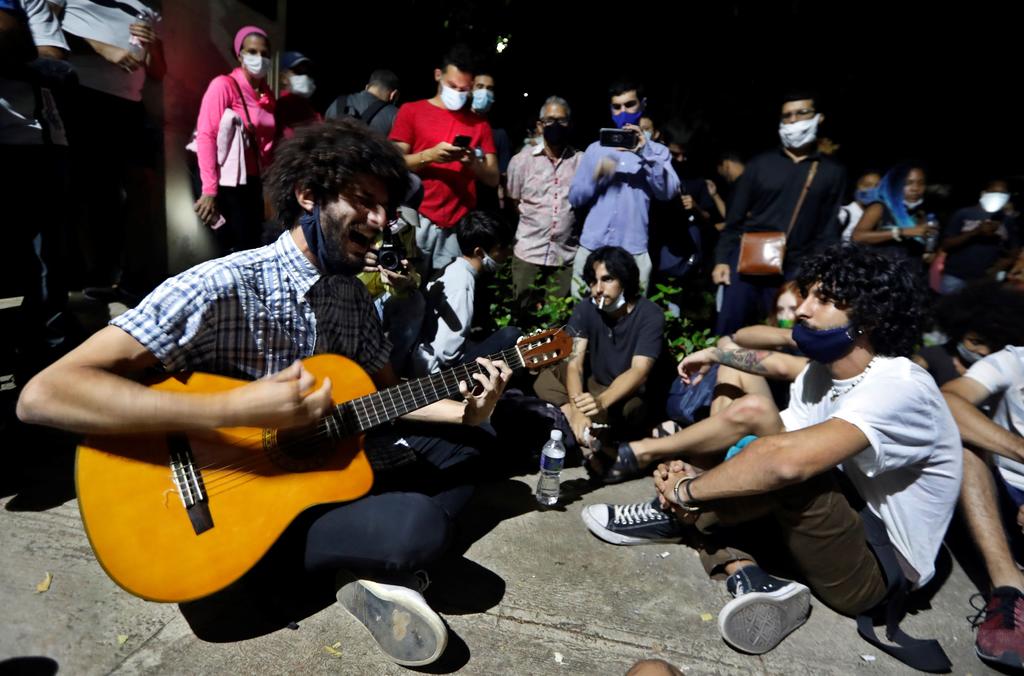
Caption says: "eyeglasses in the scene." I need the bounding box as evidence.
[610,100,640,112]
[540,117,569,127]
[780,108,816,122]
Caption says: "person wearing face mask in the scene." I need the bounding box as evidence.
[412,211,519,376]
[839,170,882,241]
[568,81,680,297]
[913,282,1024,387]
[390,45,499,276]
[192,26,277,256]
[585,244,959,671]
[326,69,401,136]
[938,179,1019,294]
[534,246,672,472]
[941,307,1024,670]
[852,164,938,278]
[470,71,513,212]
[275,51,321,140]
[712,92,846,336]
[505,96,583,321]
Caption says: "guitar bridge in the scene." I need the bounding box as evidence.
[169,434,213,535]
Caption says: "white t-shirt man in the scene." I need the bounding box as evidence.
[780,356,962,587]
[963,346,1024,491]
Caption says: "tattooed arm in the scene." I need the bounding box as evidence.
[678,346,808,384]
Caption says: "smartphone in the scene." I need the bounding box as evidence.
[599,128,638,149]
[452,134,472,148]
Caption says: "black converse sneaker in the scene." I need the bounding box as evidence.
[335,570,447,666]
[581,498,686,545]
[718,565,811,654]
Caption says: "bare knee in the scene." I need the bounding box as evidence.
[626,659,685,676]
[724,393,778,436]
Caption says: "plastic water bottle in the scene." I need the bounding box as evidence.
[924,213,940,253]
[127,11,153,61]
[535,430,566,506]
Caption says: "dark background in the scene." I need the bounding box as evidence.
[280,0,1022,209]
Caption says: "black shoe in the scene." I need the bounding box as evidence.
[719,565,811,654]
[581,498,686,545]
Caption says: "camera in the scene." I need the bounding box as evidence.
[377,229,407,272]
[598,127,638,149]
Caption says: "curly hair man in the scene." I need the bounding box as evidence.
[17,119,513,667]
[582,243,960,670]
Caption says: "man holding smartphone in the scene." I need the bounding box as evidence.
[939,179,1019,294]
[567,81,680,297]
[390,45,499,275]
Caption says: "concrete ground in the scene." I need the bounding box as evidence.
[0,297,1006,675]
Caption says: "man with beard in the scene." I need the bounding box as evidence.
[16,120,512,668]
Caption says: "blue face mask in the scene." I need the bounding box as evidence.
[611,108,644,128]
[471,88,494,113]
[299,204,352,276]
[855,188,877,204]
[792,322,858,363]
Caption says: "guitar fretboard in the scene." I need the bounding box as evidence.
[328,344,525,436]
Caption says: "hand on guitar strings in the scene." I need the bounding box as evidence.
[459,358,512,426]
[225,360,333,429]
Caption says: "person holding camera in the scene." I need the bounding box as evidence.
[412,212,520,376]
[567,81,680,297]
[389,45,499,275]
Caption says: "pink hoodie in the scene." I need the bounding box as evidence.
[195,67,276,196]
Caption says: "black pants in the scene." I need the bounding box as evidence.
[213,180,265,255]
[714,247,791,336]
[301,422,493,575]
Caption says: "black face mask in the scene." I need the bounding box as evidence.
[542,123,570,148]
[299,204,361,276]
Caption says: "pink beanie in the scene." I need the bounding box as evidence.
[234,26,268,56]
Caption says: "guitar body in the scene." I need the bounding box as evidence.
[76,354,376,603]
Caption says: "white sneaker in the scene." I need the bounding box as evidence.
[336,572,448,666]
[718,566,811,654]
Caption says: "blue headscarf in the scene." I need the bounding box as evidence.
[874,165,919,229]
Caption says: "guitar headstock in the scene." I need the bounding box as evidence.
[516,328,572,369]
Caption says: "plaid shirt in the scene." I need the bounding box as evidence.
[113,230,390,381]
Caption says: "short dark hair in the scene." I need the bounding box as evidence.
[368,69,400,92]
[984,177,1009,192]
[797,243,927,357]
[782,89,817,107]
[266,119,409,227]
[936,282,1024,351]
[582,246,640,301]
[441,44,476,75]
[456,211,512,256]
[608,81,644,100]
[717,151,745,165]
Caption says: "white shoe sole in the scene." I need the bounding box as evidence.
[718,582,811,654]
[336,578,448,666]
[580,505,679,546]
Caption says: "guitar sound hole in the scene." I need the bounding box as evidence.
[266,425,335,472]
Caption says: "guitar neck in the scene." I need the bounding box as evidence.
[332,344,525,434]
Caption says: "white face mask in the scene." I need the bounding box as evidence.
[904,198,924,209]
[956,342,984,365]
[592,293,626,313]
[481,252,498,272]
[439,83,469,111]
[981,191,1010,214]
[288,74,315,98]
[778,114,820,149]
[242,53,270,79]
[642,130,654,141]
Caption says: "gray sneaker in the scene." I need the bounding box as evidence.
[336,571,447,666]
[718,566,811,654]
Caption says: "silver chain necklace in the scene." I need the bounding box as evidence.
[829,356,880,401]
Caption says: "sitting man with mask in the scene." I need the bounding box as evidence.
[534,246,671,479]
[412,211,520,375]
[939,178,1019,295]
[583,243,960,672]
[712,90,846,335]
[568,82,680,296]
